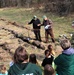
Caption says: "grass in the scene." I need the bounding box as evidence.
[0,7,74,52]
[0,7,74,70]
[0,7,74,39]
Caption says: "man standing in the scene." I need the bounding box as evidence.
[28,15,41,41]
[42,15,55,43]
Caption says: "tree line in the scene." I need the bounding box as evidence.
[0,0,74,16]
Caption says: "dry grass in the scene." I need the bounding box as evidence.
[0,8,74,70]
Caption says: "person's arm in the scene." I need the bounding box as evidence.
[28,19,33,24]
[38,20,44,26]
[41,59,45,67]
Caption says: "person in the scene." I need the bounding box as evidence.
[54,39,74,75]
[29,53,38,64]
[0,64,8,75]
[41,50,54,67]
[44,64,58,75]
[8,46,42,75]
[47,44,56,68]
[42,15,55,43]
[28,15,41,41]
[47,44,55,56]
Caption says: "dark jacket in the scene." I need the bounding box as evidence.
[28,18,41,29]
[8,62,42,75]
[54,47,74,75]
[42,55,54,67]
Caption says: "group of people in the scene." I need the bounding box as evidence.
[0,45,56,75]
[0,16,74,75]
[1,39,74,75]
[28,15,55,43]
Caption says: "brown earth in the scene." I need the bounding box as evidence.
[0,19,62,69]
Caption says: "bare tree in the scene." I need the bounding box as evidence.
[0,0,74,15]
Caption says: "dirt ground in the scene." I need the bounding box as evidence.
[0,19,62,69]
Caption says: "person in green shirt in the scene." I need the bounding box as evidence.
[8,46,42,75]
[54,39,74,75]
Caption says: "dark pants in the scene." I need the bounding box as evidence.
[34,29,41,41]
[45,28,55,43]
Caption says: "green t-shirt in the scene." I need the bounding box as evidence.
[8,63,42,75]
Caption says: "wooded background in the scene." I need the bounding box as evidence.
[0,0,74,16]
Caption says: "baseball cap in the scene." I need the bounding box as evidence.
[33,15,37,19]
[43,15,47,19]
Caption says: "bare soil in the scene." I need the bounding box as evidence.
[0,19,62,69]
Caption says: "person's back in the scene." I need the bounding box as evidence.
[54,53,74,75]
[8,62,42,75]
[8,46,42,75]
[54,39,74,75]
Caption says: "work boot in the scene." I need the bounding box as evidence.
[51,38,55,43]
